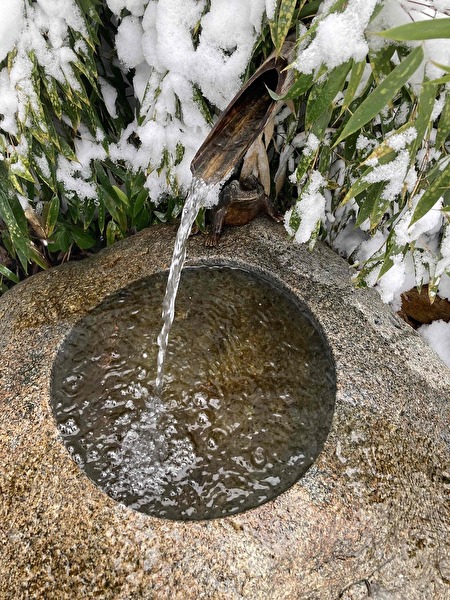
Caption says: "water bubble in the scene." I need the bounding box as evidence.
[252,446,266,467]
[197,412,211,427]
[58,418,80,436]
[207,437,218,451]
[104,398,118,409]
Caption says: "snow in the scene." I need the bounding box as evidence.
[418,320,450,368]
[265,0,277,20]
[0,0,25,63]
[286,171,326,244]
[376,254,408,307]
[108,0,268,202]
[0,69,19,134]
[386,128,417,152]
[116,16,145,69]
[363,150,411,202]
[303,133,320,156]
[99,78,118,119]
[434,1,450,12]
[439,274,450,301]
[295,0,379,74]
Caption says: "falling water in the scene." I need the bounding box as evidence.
[155,177,220,393]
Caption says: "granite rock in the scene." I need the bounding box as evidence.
[0,218,449,599]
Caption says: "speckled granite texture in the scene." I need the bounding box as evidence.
[0,218,449,599]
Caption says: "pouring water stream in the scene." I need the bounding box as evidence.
[154,177,221,393]
[154,39,295,393]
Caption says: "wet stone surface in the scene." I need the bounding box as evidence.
[0,218,449,599]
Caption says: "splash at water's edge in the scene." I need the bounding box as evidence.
[155,177,223,393]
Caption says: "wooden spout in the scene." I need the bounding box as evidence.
[191,42,295,185]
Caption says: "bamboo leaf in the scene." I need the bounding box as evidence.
[306,61,351,126]
[112,185,129,206]
[425,74,450,85]
[354,182,383,227]
[376,232,402,280]
[97,194,106,234]
[334,45,424,146]
[436,93,450,147]
[430,60,450,73]
[375,18,450,41]
[291,147,317,184]
[24,207,46,240]
[83,198,97,230]
[70,226,96,250]
[362,125,412,165]
[369,43,396,83]
[268,72,313,101]
[0,263,20,284]
[370,194,390,230]
[106,220,123,246]
[340,59,366,116]
[410,163,450,224]
[132,188,148,219]
[410,81,437,157]
[43,196,60,237]
[0,190,31,270]
[11,159,35,184]
[270,0,299,56]
[341,152,396,206]
[340,172,373,207]
[42,74,63,120]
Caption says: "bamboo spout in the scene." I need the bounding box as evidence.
[191,41,295,185]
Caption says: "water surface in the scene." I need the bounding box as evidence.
[51,265,336,520]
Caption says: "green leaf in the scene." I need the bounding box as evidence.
[340,60,367,116]
[270,0,299,56]
[112,185,129,206]
[83,198,97,230]
[70,226,96,250]
[0,264,20,284]
[106,220,123,246]
[97,194,106,234]
[0,190,31,270]
[48,226,72,253]
[132,188,148,219]
[370,194,391,230]
[355,182,383,227]
[376,18,450,41]
[410,81,437,157]
[291,148,317,185]
[376,232,402,280]
[425,74,450,85]
[268,72,313,101]
[410,163,450,225]
[43,196,60,237]
[369,43,396,84]
[436,93,450,147]
[362,123,413,164]
[430,60,450,73]
[340,151,396,206]
[306,61,351,126]
[334,45,424,146]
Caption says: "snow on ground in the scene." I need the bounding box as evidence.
[419,320,450,368]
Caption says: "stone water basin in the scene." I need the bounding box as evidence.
[0,218,449,599]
